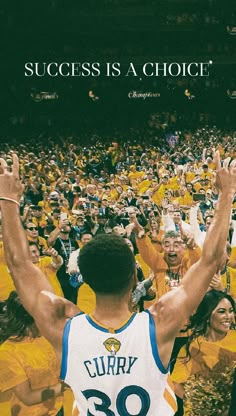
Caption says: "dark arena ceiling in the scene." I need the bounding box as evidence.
[1,0,236,135]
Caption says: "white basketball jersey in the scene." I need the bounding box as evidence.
[60,310,177,416]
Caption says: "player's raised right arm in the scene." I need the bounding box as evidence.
[152,153,236,354]
[0,155,79,353]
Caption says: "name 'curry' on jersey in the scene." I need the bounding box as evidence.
[60,311,177,416]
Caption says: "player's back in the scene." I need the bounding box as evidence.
[61,311,177,416]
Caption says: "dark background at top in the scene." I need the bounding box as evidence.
[1,0,236,137]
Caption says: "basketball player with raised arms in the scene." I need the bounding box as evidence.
[0,152,235,416]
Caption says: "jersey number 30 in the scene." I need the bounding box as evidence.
[82,385,150,415]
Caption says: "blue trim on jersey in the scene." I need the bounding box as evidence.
[144,310,169,374]
[86,315,110,332]
[115,312,137,333]
[86,313,137,333]
[60,312,84,380]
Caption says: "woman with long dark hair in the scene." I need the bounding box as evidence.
[171,290,236,416]
[0,291,64,416]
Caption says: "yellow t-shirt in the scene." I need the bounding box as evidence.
[77,283,96,314]
[208,161,216,170]
[38,201,50,211]
[152,184,168,205]
[0,337,63,416]
[200,171,213,181]
[32,216,48,229]
[128,170,145,187]
[229,246,236,267]
[135,254,150,278]
[137,179,152,195]
[0,245,63,301]
[110,189,119,201]
[169,176,180,191]
[171,331,236,416]
[185,171,196,183]
[221,266,236,299]
[37,257,64,297]
[0,242,15,302]
[174,194,193,207]
[0,401,11,416]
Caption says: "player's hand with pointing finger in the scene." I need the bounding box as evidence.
[0,154,24,206]
[214,151,236,195]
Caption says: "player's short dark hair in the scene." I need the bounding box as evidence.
[78,234,136,295]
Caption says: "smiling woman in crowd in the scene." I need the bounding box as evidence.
[171,290,236,416]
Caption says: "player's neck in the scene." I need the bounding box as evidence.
[93,294,132,329]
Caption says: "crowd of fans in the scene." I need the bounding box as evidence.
[0,124,235,309]
[0,123,236,415]
[0,124,235,301]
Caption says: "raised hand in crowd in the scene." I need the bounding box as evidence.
[178,223,196,250]
[208,271,224,291]
[129,212,145,238]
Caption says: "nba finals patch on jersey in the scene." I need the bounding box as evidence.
[103,337,121,355]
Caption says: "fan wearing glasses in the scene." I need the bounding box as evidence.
[25,222,48,256]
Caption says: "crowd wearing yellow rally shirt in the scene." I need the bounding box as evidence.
[0,125,236,415]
